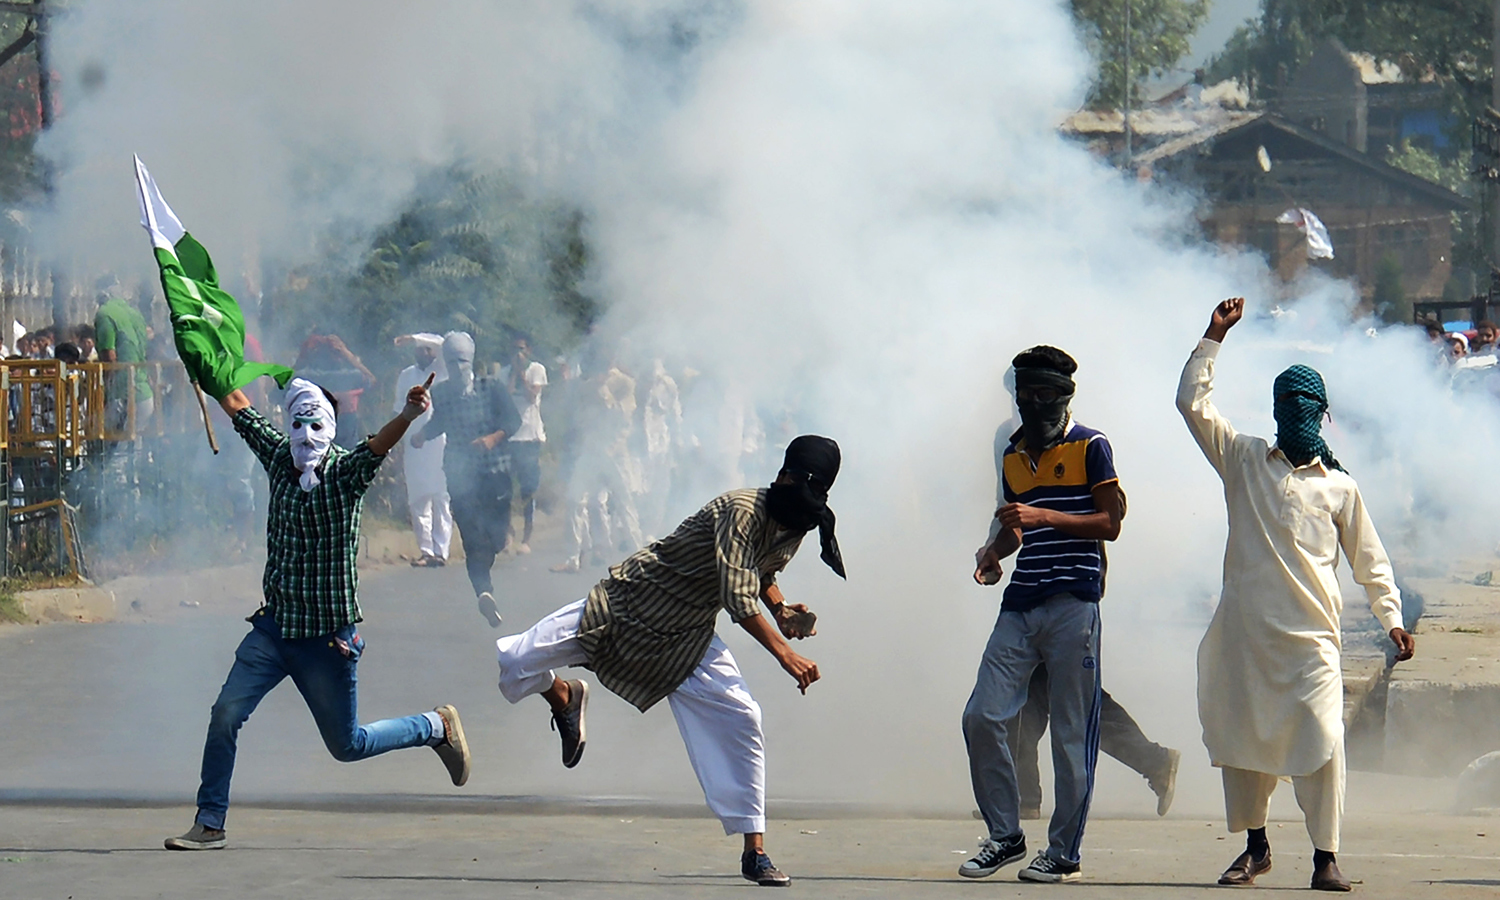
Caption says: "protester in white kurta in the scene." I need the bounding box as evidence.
[1177,298,1414,892]
[394,334,451,564]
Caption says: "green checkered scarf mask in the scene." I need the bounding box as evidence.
[1273,364,1344,472]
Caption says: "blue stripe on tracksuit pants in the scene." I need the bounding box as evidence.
[963,592,1102,866]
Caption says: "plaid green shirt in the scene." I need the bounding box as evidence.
[234,408,386,639]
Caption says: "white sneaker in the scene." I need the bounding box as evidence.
[477,592,502,628]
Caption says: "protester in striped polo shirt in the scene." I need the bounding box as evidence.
[963,345,1123,884]
[493,436,844,887]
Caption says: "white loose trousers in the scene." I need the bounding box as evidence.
[1221,737,1344,852]
[496,600,767,834]
[408,491,453,560]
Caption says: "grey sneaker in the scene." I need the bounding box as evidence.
[164,823,226,851]
[432,704,470,787]
[551,678,588,768]
[477,592,502,628]
[1150,748,1181,817]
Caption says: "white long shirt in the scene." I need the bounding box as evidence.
[396,363,447,498]
[1177,339,1402,776]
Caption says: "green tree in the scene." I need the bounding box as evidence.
[265,166,597,381]
[1372,251,1408,323]
[1207,1,1491,120]
[1071,0,1211,107]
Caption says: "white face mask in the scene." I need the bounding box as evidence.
[284,379,338,491]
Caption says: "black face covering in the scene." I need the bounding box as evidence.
[1014,366,1075,452]
[766,435,846,579]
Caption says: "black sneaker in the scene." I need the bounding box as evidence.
[1017,852,1081,883]
[550,678,588,768]
[741,849,791,886]
[959,834,1027,878]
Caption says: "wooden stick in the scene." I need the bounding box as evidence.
[193,381,219,455]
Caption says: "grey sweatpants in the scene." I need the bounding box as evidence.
[963,593,1101,865]
[1008,667,1171,811]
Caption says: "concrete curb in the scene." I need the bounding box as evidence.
[18,587,116,624]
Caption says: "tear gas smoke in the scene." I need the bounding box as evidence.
[20,1,1494,815]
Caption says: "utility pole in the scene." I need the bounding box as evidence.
[1123,0,1132,165]
[32,0,49,129]
[1492,0,1500,275]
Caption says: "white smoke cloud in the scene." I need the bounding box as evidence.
[27,0,1496,816]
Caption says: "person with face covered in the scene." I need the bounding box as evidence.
[412,332,522,628]
[983,378,1180,823]
[1179,298,1416,892]
[164,375,472,852]
[492,436,843,887]
[964,345,1122,884]
[394,333,451,567]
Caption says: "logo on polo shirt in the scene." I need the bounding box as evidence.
[1054,462,1066,478]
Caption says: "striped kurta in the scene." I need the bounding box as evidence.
[576,488,804,711]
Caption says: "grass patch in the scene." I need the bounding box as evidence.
[1452,625,1486,634]
[0,583,24,623]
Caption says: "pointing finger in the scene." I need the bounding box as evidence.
[423,372,435,389]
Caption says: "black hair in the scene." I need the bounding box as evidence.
[1481,320,1498,332]
[1012,345,1077,375]
[1424,320,1446,337]
[54,342,82,364]
[72,323,95,342]
[319,386,340,419]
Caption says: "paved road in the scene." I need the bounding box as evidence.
[4,805,1500,899]
[0,527,1487,897]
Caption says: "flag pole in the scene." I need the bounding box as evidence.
[192,380,219,454]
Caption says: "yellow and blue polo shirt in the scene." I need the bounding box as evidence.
[1000,422,1117,611]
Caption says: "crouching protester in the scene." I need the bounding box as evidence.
[493,436,845,886]
[164,376,472,850]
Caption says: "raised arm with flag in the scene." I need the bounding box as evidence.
[133,155,294,399]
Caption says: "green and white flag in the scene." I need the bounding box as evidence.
[133,155,293,400]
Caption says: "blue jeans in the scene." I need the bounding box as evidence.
[194,609,434,829]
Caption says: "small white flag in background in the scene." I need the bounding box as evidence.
[1276,207,1335,260]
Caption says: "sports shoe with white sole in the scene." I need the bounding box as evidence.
[1017,852,1081,883]
[164,823,226,851]
[742,849,791,886]
[959,834,1027,878]
[432,704,471,786]
[477,592,502,628]
[552,678,588,768]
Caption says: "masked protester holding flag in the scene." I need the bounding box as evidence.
[492,436,843,887]
[134,158,472,853]
[1178,298,1415,892]
[965,345,1123,885]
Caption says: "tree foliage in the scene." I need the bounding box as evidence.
[1071,0,1211,107]
[1207,1,1491,119]
[264,167,596,379]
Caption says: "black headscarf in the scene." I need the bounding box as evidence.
[1014,366,1076,452]
[766,435,845,578]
